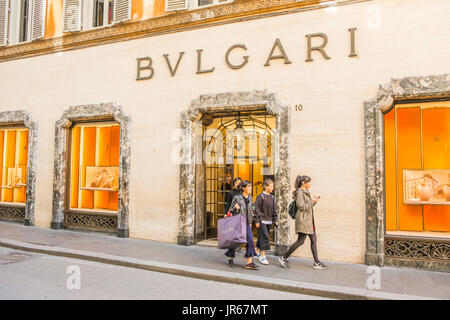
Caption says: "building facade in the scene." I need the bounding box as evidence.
[0,0,449,272]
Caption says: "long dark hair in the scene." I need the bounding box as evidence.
[238,180,251,193]
[232,177,242,189]
[293,175,311,195]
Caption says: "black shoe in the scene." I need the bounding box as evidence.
[245,262,259,270]
[227,258,234,267]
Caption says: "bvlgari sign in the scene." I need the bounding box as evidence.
[136,28,358,80]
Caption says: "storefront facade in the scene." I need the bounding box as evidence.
[365,75,450,271]
[0,0,448,271]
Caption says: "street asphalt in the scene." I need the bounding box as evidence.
[0,247,330,300]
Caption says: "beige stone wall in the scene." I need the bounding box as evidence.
[0,0,448,263]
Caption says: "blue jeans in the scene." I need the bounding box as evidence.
[225,222,256,258]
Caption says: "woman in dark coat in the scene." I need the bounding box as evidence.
[224,180,258,270]
[278,175,328,270]
[225,177,242,214]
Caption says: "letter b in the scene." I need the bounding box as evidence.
[136,57,154,80]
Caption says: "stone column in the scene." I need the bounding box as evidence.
[51,118,71,230]
[178,111,196,245]
[274,102,291,256]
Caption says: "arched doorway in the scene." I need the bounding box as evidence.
[178,90,291,256]
[201,109,276,244]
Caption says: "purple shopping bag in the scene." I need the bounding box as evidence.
[217,213,247,249]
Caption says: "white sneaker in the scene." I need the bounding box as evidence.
[312,262,328,270]
[278,256,289,269]
[259,256,269,265]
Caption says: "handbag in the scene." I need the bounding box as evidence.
[217,213,247,249]
[288,200,297,219]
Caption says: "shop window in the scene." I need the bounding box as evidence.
[384,101,450,235]
[0,128,29,205]
[69,122,120,212]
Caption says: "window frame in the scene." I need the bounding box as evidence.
[383,100,450,234]
[83,0,115,31]
[190,0,234,10]
[0,125,29,207]
[8,0,33,45]
[67,119,121,215]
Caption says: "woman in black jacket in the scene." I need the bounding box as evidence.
[224,180,258,270]
[225,177,242,214]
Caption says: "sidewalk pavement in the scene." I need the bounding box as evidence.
[0,221,448,300]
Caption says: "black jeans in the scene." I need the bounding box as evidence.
[283,232,320,263]
[256,223,272,251]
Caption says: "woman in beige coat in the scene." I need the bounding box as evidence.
[278,175,328,270]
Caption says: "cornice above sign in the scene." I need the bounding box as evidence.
[0,0,370,63]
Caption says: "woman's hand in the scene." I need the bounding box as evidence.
[314,195,320,203]
[255,223,260,228]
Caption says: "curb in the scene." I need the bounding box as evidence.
[0,238,435,300]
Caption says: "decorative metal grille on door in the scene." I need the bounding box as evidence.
[202,110,276,242]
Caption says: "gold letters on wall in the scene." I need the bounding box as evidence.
[136,28,358,81]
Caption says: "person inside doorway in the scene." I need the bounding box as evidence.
[254,178,278,265]
[225,180,258,270]
[225,177,241,214]
[221,171,232,213]
[278,175,328,270]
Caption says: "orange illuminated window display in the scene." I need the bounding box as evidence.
[384,102,450,235]
[69,123,120,212]
[0,128,29,205]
